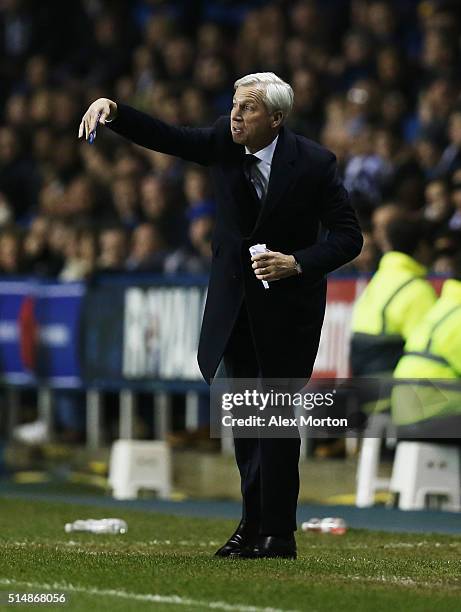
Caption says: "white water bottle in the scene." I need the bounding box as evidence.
[301,517,322,532]
[301,517,347,535]
[319,517,347,534]
[64,518,128,534]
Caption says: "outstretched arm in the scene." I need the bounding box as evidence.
[78,98,216,166]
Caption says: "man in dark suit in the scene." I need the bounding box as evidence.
[79,72,363,559]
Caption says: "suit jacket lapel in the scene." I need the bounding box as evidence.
[222,157,260,236]
[253,126,298,232]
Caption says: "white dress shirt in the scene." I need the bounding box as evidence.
[244,135,278,201]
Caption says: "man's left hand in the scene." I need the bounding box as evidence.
[251,251,299,281]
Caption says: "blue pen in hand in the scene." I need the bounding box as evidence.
[88,111,102,144]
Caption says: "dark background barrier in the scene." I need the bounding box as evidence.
[0,274,445,392]
[82,274,208,391]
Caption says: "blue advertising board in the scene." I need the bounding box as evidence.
[0,280,85,388]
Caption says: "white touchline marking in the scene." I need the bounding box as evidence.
[2,540,221,555]
[6,539,461,551]
[348,574,460,590]
[301,541,461,550]
[4,540,221,548]
[0,579,297,612]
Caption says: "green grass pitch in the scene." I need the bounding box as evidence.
[0,497,460,611]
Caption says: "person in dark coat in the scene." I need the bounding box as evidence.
[79,72,363,559]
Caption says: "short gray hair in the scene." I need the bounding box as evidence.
[234,72,294,120]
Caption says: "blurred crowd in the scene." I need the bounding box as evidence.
[1,0,461,281]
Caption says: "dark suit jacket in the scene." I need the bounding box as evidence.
[110,104,363,382]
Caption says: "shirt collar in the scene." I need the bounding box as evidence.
[245,135,279,165]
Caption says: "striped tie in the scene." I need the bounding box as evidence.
[243,154,265,201]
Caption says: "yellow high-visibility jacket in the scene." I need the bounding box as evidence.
[392,279,461,425]
[350,251,437,376]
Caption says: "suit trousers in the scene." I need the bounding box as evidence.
[217,302,300,535]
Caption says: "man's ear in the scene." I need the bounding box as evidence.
[271,111,283,128]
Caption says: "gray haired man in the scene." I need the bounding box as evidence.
[80,73,362,559]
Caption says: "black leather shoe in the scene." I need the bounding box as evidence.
[240,534,297,559]
[214,521,256,557]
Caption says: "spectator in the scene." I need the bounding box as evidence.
[423,179,453,227]
[339,229,379,276]
[0,192,12,227]
[0,126,38,222]
[47,220,68,270]
[414,137,442,180]
[371,203,405,255]
[59,226,92,282]
[181,87,212,126]
[432,238,457,275]
[78,228,98,276]
[23,215,63,277]
[392,252,461,435]
[194,55,232,116]
[376,46,408,97]
[140,174,184,246]
[183,165,213,211]
[98,226,128,271]
[60,175,96,220]
[337,30,374,89]
[436,109,461,178]
[367,1,398,47]
[164,209,213,275]
[288,68,324,140]
[350,218,437,379]
[448,176,461,233]
[344,125,394,212]
[126,222,165,272]
[109,177,141,229]
[0,227,24,274]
